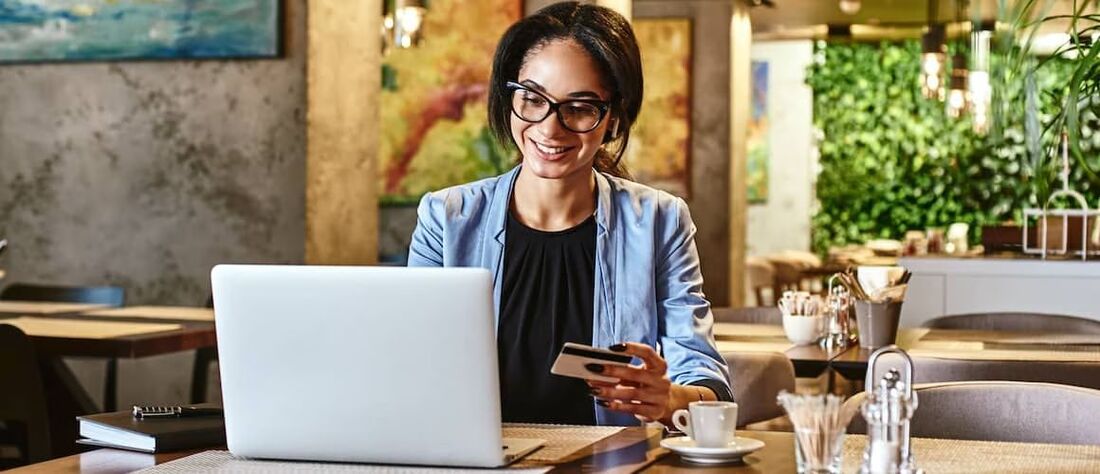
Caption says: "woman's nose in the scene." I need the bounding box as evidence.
[534,110,568,138]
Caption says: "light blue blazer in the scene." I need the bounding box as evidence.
[407,166,732,426]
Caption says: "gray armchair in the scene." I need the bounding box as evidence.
[712,306,782,325]
[845,381,1100,445]
[721,351,795,427]
[913,357,1100,391]
[922,312,1100,334]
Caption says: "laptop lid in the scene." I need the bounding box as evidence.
[211,265,509,467]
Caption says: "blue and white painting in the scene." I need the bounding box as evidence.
[0,0,280,62]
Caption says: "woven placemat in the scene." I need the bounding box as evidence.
[136,451,551,473]
[841,435,1100,473]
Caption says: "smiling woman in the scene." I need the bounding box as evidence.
[406,1,733,427]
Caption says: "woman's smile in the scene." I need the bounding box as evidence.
[529,138,577,161]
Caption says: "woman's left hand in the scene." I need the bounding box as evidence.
[585,342,673,422]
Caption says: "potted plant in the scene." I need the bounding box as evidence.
[995,0,1100,195]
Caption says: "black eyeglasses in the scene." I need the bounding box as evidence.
[506,81,610,133]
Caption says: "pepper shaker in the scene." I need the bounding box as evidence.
[860,346,921,474]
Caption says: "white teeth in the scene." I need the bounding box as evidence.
[534,141,569,155]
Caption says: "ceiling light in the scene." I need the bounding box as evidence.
[946,52,969,118]
[920,25,947,101]
[382,0,427,53]
[969,31,992,134]
[839,0,862,15]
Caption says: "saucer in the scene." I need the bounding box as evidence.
[660,436,765,464]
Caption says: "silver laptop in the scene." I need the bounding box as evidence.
[211,265,545,467]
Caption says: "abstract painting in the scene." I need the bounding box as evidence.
[0,1,280,62]
[380,0,522,204]
[747,60,769,203]
[626,18,692,199]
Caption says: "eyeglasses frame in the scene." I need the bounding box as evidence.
[505,81,611,134]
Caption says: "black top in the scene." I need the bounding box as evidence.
[498,212,598,425]
[496,210,736,425]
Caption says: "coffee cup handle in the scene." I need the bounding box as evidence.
[671,409,692,437]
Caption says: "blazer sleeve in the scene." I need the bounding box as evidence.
[656,197,734,401]
[407,192,445,267]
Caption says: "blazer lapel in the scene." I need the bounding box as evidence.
[593,172,616,346]
[484,166,521,326]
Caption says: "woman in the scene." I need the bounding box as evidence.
[408,1,731,427]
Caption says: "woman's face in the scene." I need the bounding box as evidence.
[511,39,614,182]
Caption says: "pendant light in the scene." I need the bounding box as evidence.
[946,51,969,117]
[921,24,947,101]
[382,0,428,53]
[946,0,973,119]
[969,30,993,134]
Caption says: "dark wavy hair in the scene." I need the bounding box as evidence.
[487,1,642,179]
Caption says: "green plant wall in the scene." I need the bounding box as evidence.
[807,40,1100,254]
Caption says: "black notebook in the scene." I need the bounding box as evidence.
[76,403,225,453]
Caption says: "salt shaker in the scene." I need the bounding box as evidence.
[821,275,852,350]
[860,346,920,474]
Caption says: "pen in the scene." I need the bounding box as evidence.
[132,405,224,419]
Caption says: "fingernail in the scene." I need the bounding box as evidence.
[596,399,610,407]
[589,387,601,396]
[585,363,604,373]
[609,343,627,352]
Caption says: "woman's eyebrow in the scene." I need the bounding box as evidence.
[519,79,605,100]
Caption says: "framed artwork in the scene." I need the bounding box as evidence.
[0,1,281,62]
[626,18,692,199]
[747,60,769,204]
[380,0,523,204]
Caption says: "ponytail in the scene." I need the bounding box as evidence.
[594,144,631,180]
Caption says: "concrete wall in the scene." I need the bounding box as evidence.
[0,4,307,306]
[746,40,815,257]
[0,0,307,408]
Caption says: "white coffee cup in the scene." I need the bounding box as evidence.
[782,313,825,345]
[671,401,738,448]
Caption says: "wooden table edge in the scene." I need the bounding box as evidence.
[8,427,670,473]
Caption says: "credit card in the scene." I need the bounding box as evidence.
[550,342,633,383]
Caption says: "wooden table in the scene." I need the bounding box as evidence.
[0,300,110,316]
[0,430,790,473]
[7,316,216,359]
[0,308,217,459]
[14,429,1100,473]
[797,263,850,279]
[713,323,847,378]
[716,322,1100,393]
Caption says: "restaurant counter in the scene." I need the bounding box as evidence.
[899,256,1100,327]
